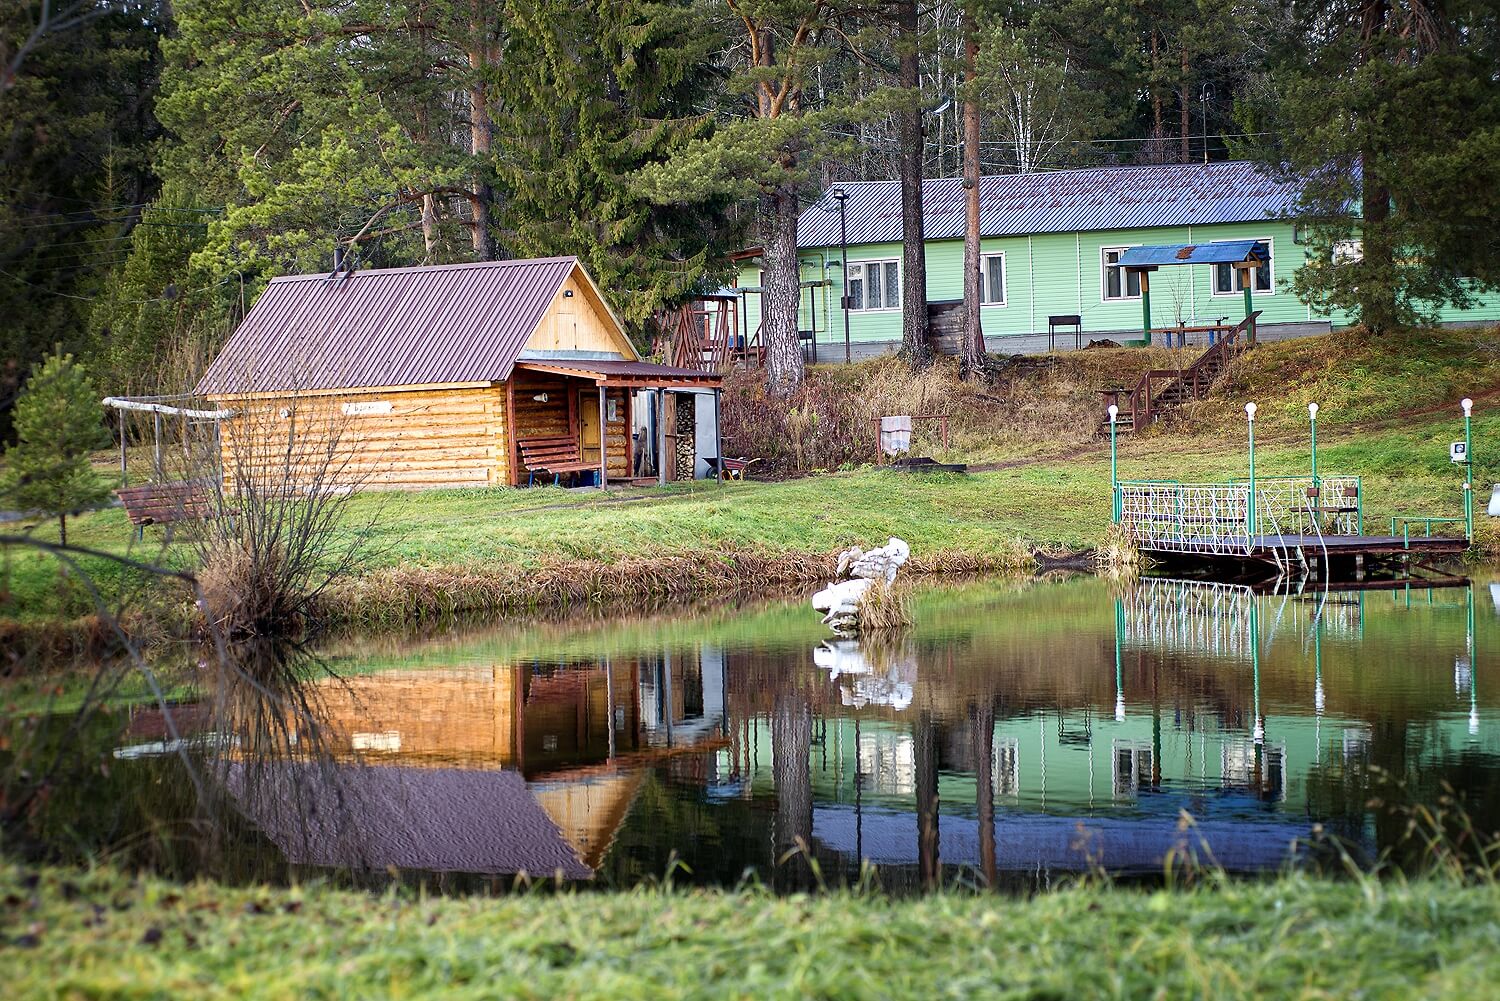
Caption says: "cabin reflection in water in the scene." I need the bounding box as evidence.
[118,577,1493,887]
[206,651,729,881]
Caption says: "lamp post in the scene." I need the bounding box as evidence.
[1246,402,1258,540]
[1462,397,1474,543]
[1308,402,1320,492]
[1109,404,1120,523]
[831,188,852,364]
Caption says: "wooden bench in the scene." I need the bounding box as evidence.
[114,479,215,540]
[517,436,595,486]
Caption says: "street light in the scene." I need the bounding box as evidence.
[1246,402,1258,540]
[830,188,852,364]
[1108,404,1120,523]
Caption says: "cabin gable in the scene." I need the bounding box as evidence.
[521,265,637,361]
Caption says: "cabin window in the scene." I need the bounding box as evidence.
[980,253,1006,305]
[1101,247,1141,301]
[1212,239,1273,295]
[846,259,900,311]
[1332,240,1362,265]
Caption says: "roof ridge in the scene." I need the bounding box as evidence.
[269,255,578,283]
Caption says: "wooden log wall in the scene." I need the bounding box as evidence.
[213,386,510,492]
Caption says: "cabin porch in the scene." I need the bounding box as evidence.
[507,360,724,489]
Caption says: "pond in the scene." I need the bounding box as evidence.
[11,574,1500,893]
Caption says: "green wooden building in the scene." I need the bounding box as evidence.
[734,160,1500,357]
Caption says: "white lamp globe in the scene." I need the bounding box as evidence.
[1245,402,1258,420]
[1108,404,1118,422]
[1462,397,1474,416]
[1308,402,1319,418]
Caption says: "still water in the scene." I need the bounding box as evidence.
[42,575,1500,891]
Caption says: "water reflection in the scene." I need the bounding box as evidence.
[55,574,1500,890]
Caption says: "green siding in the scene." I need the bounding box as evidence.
[736,219,1500,345]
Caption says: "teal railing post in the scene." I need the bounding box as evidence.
[1114,597,1126,722]
[1469,585,1479,736]
[1251,598,1264,747]
[1462,398,1474,543]
[1246,402,1258,541]
[1139,269,1152,346]
[1109,404,1120,523]
[1308,402,1320,492]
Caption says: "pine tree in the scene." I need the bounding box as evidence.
[634,1,858,397]
[1,351,112,544]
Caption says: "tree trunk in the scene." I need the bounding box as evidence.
[896,0,931,369]
[1358,0,1396,332]
[468,4,497,260]
[58,512,66,547]
[772,692,814,890]
[971,703,996,888]
[1150,31,1164,142]
[1179,49,1191,164]
[960,12,984,379]
[915,710,940,889]
[761,182,806,396]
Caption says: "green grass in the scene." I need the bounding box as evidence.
[4,329,1498,629]
[3,863,1499,998]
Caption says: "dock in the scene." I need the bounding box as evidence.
[1114,476,1470,576]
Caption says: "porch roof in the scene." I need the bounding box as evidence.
[514,359,722,389]
[1117,240,1267,269]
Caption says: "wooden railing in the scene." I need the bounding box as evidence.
[1104,311,1261,431]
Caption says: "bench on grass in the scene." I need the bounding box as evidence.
[114,479,215,540]
[518,435,595,486]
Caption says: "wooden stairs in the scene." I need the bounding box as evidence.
[1102,310,1260,434]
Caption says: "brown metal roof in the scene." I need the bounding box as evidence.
[514,359,723,388]
[195,257,585,395]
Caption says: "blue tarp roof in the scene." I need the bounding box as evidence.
[1117,240,1267,268]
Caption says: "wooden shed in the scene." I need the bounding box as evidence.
[194,257,723,491]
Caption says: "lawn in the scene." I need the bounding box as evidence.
[3,328,1497,630]
[3,863,1498,999]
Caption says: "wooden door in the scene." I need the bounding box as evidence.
[579,388,601,463]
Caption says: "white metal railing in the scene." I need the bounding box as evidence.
[1121,578,1257,659]
[1117,476,1362,554]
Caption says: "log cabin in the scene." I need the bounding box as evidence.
[194,256,723,491]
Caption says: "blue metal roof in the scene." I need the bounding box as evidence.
[797,161,1301,249]
[1117,240,1266,268]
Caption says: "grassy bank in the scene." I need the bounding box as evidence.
[3,863,1498,998]
[3,329,1497,637]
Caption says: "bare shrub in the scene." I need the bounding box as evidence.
[142,358,388,640]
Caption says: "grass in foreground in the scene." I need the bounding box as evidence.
[2,863,1499,998]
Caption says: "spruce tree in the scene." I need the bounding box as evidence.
[1,351,112,545]
[1254,0,1500,332]
[498,0,739,332]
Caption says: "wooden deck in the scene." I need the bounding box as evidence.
[1151,534,1471,559]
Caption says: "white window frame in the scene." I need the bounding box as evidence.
[1211,237,1275,297]
[1100,246,1142,302]
[980,252,1007,306]
[845,258,901,313]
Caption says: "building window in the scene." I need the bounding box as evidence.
[846,259,900,311]
[1101,247,1141,301]
[1332,240,1362,265]
[1213,239,1273,295]
[981,253,1006,305]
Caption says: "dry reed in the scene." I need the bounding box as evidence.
[319,542,1037,627]
[855,579,913,631]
